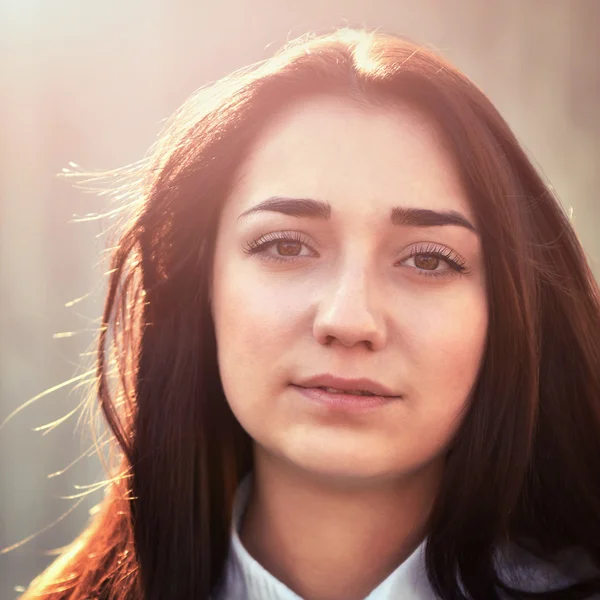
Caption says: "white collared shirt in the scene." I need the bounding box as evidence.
[213,474,440,599]
[212,474,593,600]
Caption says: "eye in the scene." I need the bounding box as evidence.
[242,231,317,263]
[398,243,469,279]
[243,234,469,279]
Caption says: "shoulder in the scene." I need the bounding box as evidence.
[494,542,600,596]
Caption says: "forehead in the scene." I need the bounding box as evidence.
[230,95,473,222]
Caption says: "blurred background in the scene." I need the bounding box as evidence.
[1,0,599,598]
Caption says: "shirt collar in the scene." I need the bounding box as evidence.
[222,473,440,600]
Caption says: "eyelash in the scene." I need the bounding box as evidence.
[242,232,469,279]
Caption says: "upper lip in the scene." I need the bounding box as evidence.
[294,374,400,397]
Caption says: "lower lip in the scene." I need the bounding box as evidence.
[292,385,396,412]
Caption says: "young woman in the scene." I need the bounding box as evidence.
[21,28,600,600]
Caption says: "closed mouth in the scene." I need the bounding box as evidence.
[313,386,381,397]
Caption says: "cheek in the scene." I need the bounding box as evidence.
[212,259,299,405]
[387,291,487,464]
[214,265,299,346]
[406,289,488,401]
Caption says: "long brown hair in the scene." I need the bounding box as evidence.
[21,28,600,600]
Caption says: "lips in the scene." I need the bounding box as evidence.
[292,385,395,412]
[317,386,376,396]
[295,374,400,398]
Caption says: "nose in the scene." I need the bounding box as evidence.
[312,264,387,351]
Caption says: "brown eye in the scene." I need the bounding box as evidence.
[413,254,440,270]
[398,244,468,280]
[243,232,318,263]
[277,241,302,256]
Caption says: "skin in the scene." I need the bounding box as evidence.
[211,96,488,600]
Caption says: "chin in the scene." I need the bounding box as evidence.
[282,446,402,485]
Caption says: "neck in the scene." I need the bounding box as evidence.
[240,448,443,600]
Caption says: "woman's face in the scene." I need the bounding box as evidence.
[212,96,488,483]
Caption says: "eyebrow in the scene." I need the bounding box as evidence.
[238,196,477,233]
